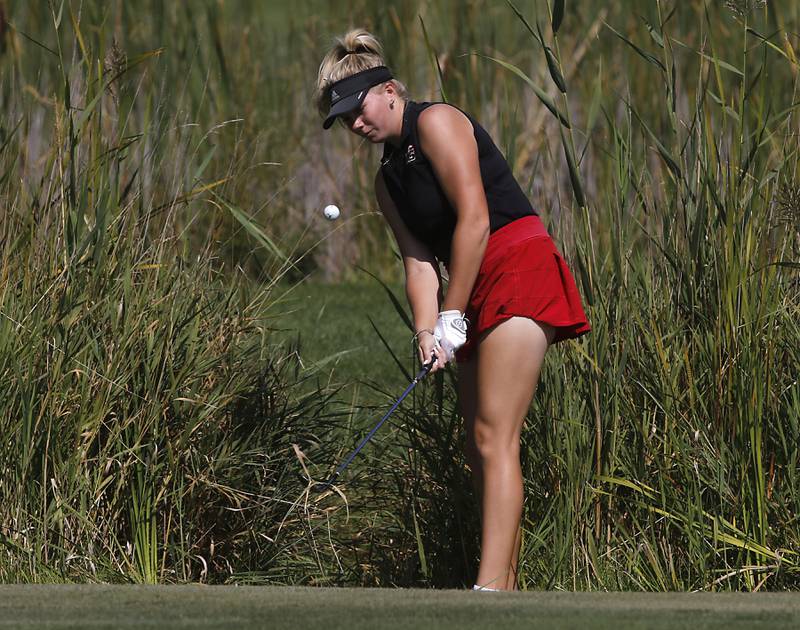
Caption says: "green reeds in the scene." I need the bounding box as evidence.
[0,3,354,584]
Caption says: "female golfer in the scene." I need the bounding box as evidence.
[316,29,590,591]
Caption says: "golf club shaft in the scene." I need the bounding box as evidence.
[321,357,435,486]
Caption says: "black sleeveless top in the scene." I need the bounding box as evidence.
[380,101,535,265]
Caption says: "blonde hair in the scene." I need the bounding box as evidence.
[315,29,408,120]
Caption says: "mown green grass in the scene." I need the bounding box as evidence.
[269,279,411,398]
[1,586,799,630]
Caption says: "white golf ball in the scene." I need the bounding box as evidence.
[323,204,340,220]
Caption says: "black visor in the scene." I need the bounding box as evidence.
[323,66,393,129]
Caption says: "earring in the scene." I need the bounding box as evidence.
[389,100,395,110]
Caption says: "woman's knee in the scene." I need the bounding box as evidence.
[472,417,521,462]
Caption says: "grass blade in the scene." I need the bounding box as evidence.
[477,54,571,128]
[559,124,585,207]
[552,0,565,34]
[506,1,542,44]
[216,194,292,267]
[419,16,447,103]
[367,315,411,382]
[535,19,567,93]
[604,21,666,72]
[628,103,682,179]
[357,266,413,332]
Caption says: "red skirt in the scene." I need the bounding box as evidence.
[455,215,591,363]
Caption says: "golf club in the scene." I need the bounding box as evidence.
[312,353,437,492]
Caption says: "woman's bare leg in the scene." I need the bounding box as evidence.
[471,317,553,591]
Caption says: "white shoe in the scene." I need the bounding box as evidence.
[472,584,501,592]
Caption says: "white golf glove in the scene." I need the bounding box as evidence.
[433,310,468,362]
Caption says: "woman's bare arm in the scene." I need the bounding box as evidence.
[417,105,490,314]
[375,170,442,359]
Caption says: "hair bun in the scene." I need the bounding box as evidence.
[315,29,407,120]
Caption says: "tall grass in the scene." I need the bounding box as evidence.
[1,0,798,590]
[0,1,356,584]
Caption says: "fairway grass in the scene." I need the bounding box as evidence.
[270,279,411,394]
[0,586,798,630]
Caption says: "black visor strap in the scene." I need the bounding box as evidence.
[323,66,393,129]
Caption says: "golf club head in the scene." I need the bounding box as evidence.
[295,470,334,493]
[313,472,339,492]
